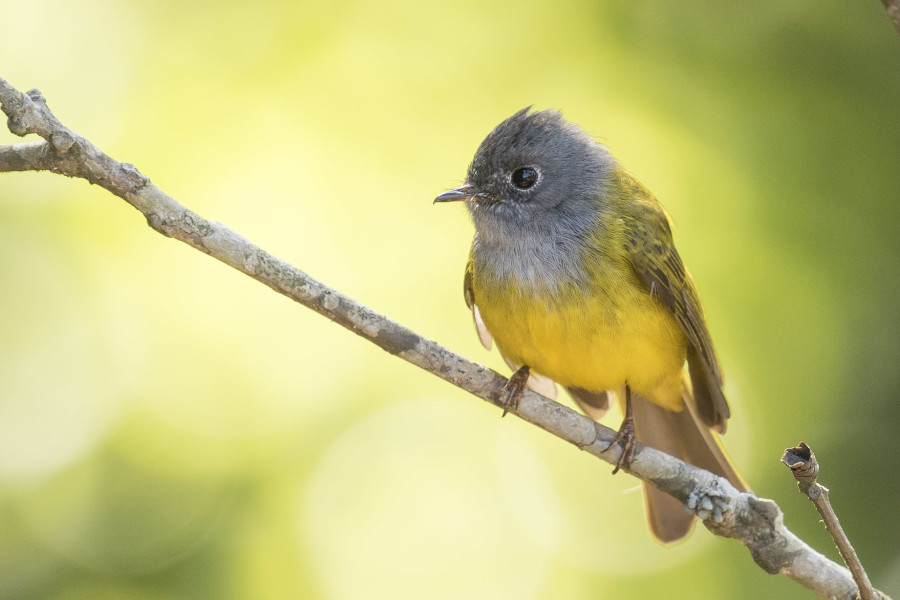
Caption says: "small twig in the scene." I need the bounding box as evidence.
[0,75,891,600]
[782,442,882,600]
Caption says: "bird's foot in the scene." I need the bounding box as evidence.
[499,365,530,417]
[603,412,636,474]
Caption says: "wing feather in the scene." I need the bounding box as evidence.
[621,175,729,431]
[464,255,493,350]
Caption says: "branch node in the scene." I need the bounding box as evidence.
[145,212,165,231]
[0,87,28,136]
[8,115,26,136]
[687,485,729,523]
[26,88,46,104]
[50,130,75,153]
[782,441,819,494]
[121,162,150,189]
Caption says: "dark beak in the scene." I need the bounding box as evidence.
[434,184,479,203]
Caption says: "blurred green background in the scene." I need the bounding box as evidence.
[2,1,899,598]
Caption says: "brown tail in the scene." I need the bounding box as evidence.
[632,391,747,544]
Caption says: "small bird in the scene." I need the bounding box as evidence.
[435,108,747,543]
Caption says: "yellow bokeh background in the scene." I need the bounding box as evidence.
[2,1,900,598]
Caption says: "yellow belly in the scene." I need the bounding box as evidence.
[475,271,687,411]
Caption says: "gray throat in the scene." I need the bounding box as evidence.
[470,206,599,295]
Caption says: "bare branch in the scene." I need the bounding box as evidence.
[783,443,884,600]
[0,76,889,600]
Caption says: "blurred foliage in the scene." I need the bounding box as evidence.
[1,0,899,598]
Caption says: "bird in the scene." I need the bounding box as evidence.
[435,107,747,543]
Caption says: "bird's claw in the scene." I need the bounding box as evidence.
[603,413,636,474]
[499,365,530,417]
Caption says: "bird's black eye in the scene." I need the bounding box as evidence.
[511,167,538,190]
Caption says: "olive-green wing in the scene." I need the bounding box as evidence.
[622,186,729,432]
[463,254,476,310]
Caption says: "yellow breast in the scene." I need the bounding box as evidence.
[474,264,687,411]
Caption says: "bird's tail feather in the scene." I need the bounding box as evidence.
[632,389,747,544]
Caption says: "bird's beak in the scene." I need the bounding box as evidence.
[434,184,479,204]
